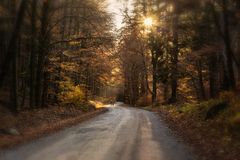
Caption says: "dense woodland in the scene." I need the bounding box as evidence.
[1,1,240,159]
[1,0,240,112]
[117,0,240,106]
[0,0,115,112]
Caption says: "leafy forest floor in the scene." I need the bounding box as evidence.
[144,94,240,160]
[0,104,108,149]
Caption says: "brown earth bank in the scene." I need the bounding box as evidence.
[146,106,240,160]
[0,105,108,149]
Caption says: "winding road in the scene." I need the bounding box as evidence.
[0,103,194,160]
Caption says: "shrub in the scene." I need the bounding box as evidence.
[178,99,228,120]
[58,78,85,109]
[178,103,196,113]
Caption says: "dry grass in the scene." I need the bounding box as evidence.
[151,103,240,160]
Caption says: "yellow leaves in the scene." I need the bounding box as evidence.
[58,79,84,105]
[68,41,81,46]
[60,62,78,72]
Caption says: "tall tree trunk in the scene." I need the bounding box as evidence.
[222,0,236,89]
[152,52,157,105]
[30,0,37,108]
[35,0,51,107]
[170,1,179,103]
[140,50,152,96]
[209,0,236,90]
[11,45,18,112]
[10,0,20,113]
[0,0,28,88]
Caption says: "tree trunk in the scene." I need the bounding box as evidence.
[36,0,51,107]
[42,71,49,107]
[163,84,169,102]
[209,54,219,98]
[11,45,18,113]
[30,0,37,108]
[170,2,179,103]
[222,0,236,89]
[209,0,236,90]
[152,52,157,105]
[140,73,146,96]
[140,50,152,95]
[0,0,29,88]
[196,60,206,100]
[10,0,20,113]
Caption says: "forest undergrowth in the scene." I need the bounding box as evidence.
[147,91,240,160]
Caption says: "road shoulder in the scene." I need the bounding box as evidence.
[0,107,108,150]
[144,106,240,160]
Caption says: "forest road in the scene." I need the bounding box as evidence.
[0,103,194,160]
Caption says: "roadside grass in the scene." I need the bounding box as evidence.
[0,105,107,149]
[153,91,240,160]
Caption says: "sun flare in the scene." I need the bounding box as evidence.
[144,17,153,27]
